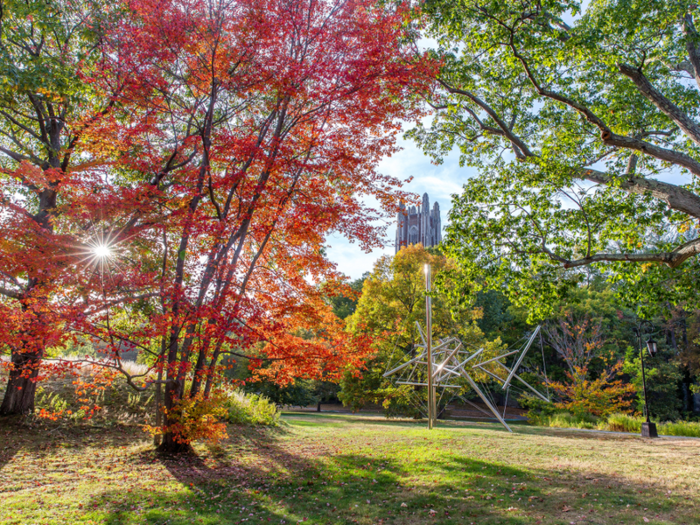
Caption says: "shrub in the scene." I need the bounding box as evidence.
[603,413,644,433]
[223,390,280,426]
[520,393,557,425]
[548,363,636,418]
[545,411,597,430]
[659,421,700,438]
[145,393,229,446]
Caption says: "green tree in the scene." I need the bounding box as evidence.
[326,274,368,320]
[339,245,500,415]
[0,0,113,414]
[413,0,700,319]
[624,344,683,421]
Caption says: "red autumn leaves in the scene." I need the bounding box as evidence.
[0,0,435,445]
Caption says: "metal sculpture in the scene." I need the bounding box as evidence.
[383,322,550,432]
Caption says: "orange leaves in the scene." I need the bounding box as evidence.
[145,392,228,445]
[548,362,636,418]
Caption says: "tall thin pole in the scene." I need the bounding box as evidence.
[639,327,652,423]
[425,263,434,429]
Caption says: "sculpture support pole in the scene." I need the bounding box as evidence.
[425,263,434,429]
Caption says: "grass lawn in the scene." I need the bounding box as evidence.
[0,413,698,525]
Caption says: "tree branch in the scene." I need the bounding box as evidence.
[0,285,22,300]
[506,42,700,176]
[581,168,700,219]
[617,62,700,147]
[551,237,700,269]
[683,14,700,90]
[436,78,534,158]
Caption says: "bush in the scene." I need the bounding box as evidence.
[223,390,280,426]
[544,411,597,430]
[531,409,700,438]
[603,413,644,433]
[520,393,557,424]
[659,421,700,438]
[548,363,636,418]
[145,393,229,446]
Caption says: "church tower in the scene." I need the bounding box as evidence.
[395,193,443,254]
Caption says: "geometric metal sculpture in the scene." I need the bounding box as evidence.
[383,323,549,432]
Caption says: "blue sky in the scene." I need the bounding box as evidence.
[326,133,477,280]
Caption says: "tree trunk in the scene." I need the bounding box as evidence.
[156,378,193,455]
[157,431,193,455]
[153,367,163,447]
[0,351,42,415]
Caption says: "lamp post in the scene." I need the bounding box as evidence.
[634,320,658,438]
[425,263,435,430]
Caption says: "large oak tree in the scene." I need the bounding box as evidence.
[0,0,124,414]
[413,0,700,317]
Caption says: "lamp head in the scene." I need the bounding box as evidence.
[646,338,658,357]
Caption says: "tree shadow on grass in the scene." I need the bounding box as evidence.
[0,416,21,472]
[0,416,151,449]
[79,425,697,525]
[0,416,152,479]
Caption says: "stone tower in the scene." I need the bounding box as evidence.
[395,193,442,254]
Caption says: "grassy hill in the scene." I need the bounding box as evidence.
[1,413,698,524]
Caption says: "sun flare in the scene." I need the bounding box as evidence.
[92,244,113,259]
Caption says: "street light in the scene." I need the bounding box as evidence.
[634,321,658,438]
[424,263,435,430]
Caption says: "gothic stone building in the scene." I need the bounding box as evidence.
[395,193,442,254]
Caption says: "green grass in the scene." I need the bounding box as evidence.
[1,413,699,524]
[660,420,700,438]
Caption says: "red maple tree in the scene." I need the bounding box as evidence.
[47,0,436,451]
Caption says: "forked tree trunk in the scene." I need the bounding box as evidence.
[0,351,42,415]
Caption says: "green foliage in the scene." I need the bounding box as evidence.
[337,358,386,412]
[473,289,525,347]
[533,410,700,437]
[325,275,368,320]
[519,392,557,419]
[660,420,700,437]
[413,0,700,319]
[604,413,644,433]
[339,245,500,416]
[623,346,683,421]
[223,391,281,426]
[245,380,317,408]
[36,391,69,415]
[532,411,598,430]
